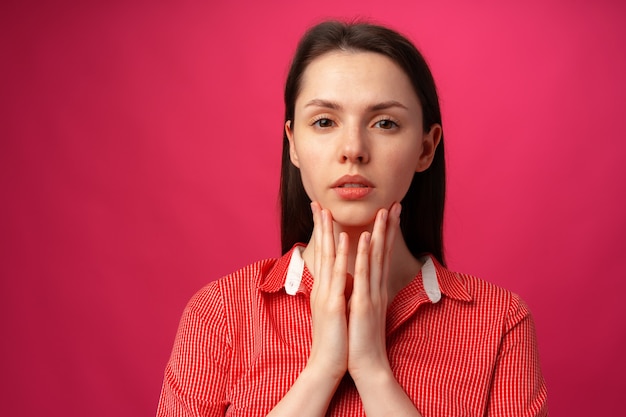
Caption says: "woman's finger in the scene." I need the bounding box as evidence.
[351,231,371,300]
[310,202,323,281]
[368,208,388,297]
[330,232,349,296]
[381,203,401,293]
[319,208,335,292]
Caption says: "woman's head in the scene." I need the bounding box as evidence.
[280,20,446,265]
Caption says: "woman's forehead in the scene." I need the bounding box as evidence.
[296,51,420,111]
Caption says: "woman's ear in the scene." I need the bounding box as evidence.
[285,120,300,168]
[416,124,442,172]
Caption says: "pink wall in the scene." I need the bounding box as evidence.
[1,0,625,415]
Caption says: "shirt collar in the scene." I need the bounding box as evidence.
[427,255,473,302]
[259,244,313,296]
[259,245,472,303]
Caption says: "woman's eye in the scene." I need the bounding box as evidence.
[313,118,334,128]
[374,119,398,129]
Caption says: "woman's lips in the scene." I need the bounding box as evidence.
[332,175,374,200]
[334,186,373,199]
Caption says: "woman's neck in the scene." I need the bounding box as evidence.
[301,222,423,301]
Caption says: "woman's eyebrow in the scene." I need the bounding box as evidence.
[369,100,408,111]
[304,99,342,110]
[303,99,409,111]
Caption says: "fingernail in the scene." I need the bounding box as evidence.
[321,209,327,222]
[393,203,402,217]
[380,209,388,222]
[339,232,346,248]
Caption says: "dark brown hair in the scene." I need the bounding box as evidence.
[280,20,446,265]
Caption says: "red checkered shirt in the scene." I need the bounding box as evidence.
[157,245,547,416]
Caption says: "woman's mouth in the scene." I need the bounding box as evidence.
[333,176,374,199]
[338,183,368,188]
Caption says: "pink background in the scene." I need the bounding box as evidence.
[1,0,625,415]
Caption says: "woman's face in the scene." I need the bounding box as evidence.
[286,51,441,229]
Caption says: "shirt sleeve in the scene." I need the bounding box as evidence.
[157,282,232,417]
[487,294,548,416]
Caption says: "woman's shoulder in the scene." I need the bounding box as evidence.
[184,249,297,319]
[189,257,278,301]
[438,262,534,324]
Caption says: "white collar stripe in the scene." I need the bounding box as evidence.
[286,249,441,303]
[421,257,442,303]
[284,247,304,295]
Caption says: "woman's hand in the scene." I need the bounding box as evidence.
[306,202,402,381]
[343,203,422,417]
[267,203,351,417]
[306,202,350,382]
[285,201,421,417]
[347,203,401,381]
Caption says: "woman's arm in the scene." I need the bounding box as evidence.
[157,284,231,416]
[486,296,548,416]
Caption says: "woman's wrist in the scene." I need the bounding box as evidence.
[349,360,393,390]
[267,364,343,417]
[302,358,346,388]
[352,365,422,417]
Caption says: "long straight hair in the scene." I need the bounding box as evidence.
[280,21,446,265]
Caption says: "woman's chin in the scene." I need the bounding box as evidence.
[318,200,390,230]
[331,211,378,231]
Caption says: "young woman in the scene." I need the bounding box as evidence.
[157,21,548,417]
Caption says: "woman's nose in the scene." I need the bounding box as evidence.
[340,125,369,163]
